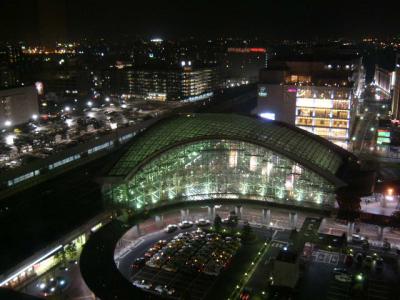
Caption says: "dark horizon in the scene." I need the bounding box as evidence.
[1,0,400,43]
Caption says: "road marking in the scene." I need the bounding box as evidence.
[312,250,339,266]
[115,238,146,260]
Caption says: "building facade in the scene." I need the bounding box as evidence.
[104,114,372,213]
[253,55,363,148]
[374,54,400,120]
[0,86,39,128]
[125,62,218,102]
[222,47,267,87]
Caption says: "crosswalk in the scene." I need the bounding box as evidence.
[325,280,351,300]
[367,278,391,300]
[270,240,288,249]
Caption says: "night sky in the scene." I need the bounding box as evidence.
[0,0,400,42]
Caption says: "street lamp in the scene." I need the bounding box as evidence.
[385,188,394,201]
[4,120,11,127]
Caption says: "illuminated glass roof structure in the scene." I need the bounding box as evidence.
[109,113,353,187]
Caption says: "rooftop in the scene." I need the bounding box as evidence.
[108,113,357,187]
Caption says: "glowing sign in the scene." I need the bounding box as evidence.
[377,137,390,144]
[258,86,268,97]
[377,130,390,138]
[259,112,275,120]
[287,88,297,93]
[227,47,267,53]
[35,81,44,95]
[296,98,333,109]
[250,48,267,53]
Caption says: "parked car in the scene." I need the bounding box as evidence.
[334,273,352,283]
[344,254,353,267]
[355,252,364,265]
[165,224,178,233]
[375,257,384,271]
[155,284,175,295]
[179,220,193,229]
[352,234,365,244]
[333,267,348,275]
[363,255,373,269]
[133,279,152,290]
[196,218,210,227]
[132,257,146,269]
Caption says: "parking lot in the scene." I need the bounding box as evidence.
[304,247,398,300]
[132,266,216,300]
[129,227,241,299]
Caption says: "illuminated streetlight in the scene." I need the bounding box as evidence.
[65,119,73,127]
[5,134,15,145]
[4,120,11,127]
[385,188,394,201]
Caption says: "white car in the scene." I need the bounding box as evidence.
[196,218,211,227]
[334,273,352,283]
[352,234,365,243]
[178,220,193,229]
[155,284,175,295]
[133,280,152,290]
[164,224,178,233]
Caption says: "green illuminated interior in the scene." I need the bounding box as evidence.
[109,114,345,180]
[107,139,336,210]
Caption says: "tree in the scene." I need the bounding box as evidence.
[214,214,222,232]
[242,221,252,239]
[65,243,78,260]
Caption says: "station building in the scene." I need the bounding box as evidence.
[103,113,373,213]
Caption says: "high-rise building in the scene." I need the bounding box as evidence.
[124,62,218,102]
[373,54,400,120]
[0,44,25,89]
[0,86,39,128]
[222,47,267,87]
[253,54,364,149]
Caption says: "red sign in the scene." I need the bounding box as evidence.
[250,48,266,53]
[228,47,267,53]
